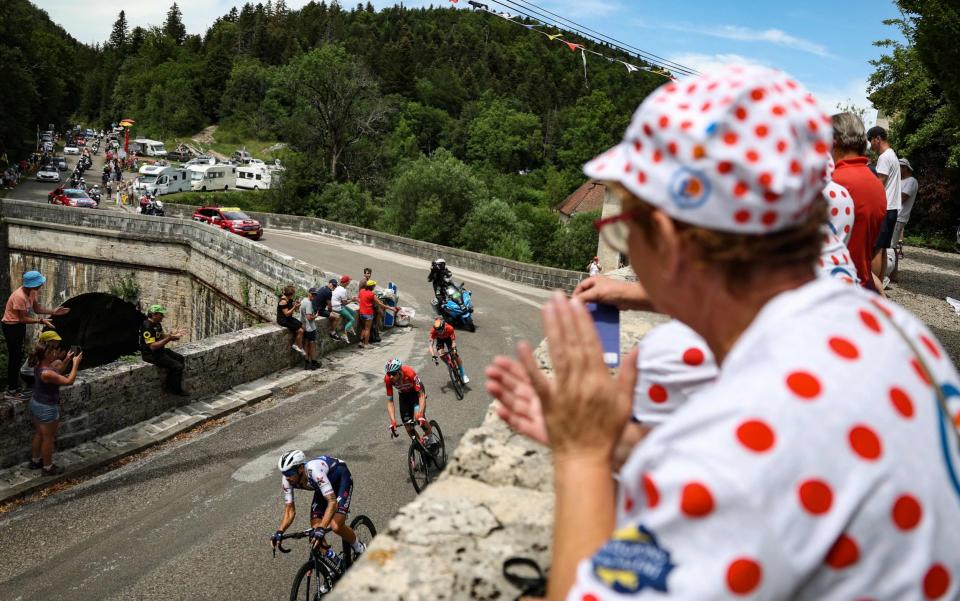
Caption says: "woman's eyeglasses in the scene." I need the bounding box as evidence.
[593,210,643,255]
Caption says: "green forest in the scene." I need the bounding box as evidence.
[0,0,674,269]
[2,0,957,260]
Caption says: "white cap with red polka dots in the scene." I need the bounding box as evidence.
[584,65,833,234]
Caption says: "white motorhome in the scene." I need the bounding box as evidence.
[235,163,282,190]
[134,165,191,196]
[130,138,168,157]
[188,163,238,191]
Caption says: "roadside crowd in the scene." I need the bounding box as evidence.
[488,65,957,600]
[276,267,401,370]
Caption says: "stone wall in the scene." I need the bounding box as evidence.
[164,203,588,292]
[0,199,344,325]
[0,324,297,468]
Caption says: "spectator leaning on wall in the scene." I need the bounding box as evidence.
[2,270,69,400]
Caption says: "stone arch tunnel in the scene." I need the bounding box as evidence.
[50,293,144,368]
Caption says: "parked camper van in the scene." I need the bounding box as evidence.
[235,164,282,190]
[130,138,168,157]
[134,165,191,196]
[188,164,237,191]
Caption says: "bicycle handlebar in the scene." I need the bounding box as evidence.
[272,528,327,557]
[390,417,428,438]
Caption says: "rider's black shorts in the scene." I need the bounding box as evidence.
[310,463,353,519]
[434,337,454,352]
[398,390,422,424]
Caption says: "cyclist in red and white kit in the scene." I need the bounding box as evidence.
[429,318,469,384]
[384,358,435,445]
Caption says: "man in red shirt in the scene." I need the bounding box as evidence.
[829,112,887,294]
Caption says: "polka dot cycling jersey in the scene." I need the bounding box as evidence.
[572,277,960,600]
[817,230,860,286]
[824,180,855,246]
[281,456,340,504]
[632,320,719,425]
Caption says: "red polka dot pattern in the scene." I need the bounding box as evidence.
[648,384,669,404]
[786,371,821,399]
[892,494,922,530]
[890,387,914,419]
[798,479,833,514]
[859,310,882,334]
[624,493,635,513]
[828,336,860,360]
[642,473,659,508]
[924,564,950,599]
[736,419,776,452]
[921,335,942,360]
[825,534,859,569]
[848,425,882,461]
[582,594,600,601]
[682,347,705,366]
[726,558,762,595]
[680,482,715,517]
[581,65,836,235]
[912,358,933,386]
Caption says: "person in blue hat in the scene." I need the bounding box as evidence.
[2,271,69,399]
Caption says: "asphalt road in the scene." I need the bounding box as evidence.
[1,153,551,599]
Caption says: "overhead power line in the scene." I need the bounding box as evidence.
[477,0,699,78]
[508,0,698,76]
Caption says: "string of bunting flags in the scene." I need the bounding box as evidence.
[450,0,677,83]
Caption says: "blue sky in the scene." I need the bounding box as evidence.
[38,0,904,123]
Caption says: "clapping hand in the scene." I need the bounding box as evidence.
[486,350,549,446]
[52,306,71,316]
[508,292,637,461]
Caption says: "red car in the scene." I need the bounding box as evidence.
[192,206,263,240]
[49,187,98,209]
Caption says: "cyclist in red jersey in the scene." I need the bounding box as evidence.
[384,358,434,443]
[429,318,469,384]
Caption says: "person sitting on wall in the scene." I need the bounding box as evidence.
[278,285,305,356]
[139,304,188,396]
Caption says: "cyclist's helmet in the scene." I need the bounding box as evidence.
[385,358,403,375]
[434,318,446,332]
[431,258,446,271]
[277,450,306,473]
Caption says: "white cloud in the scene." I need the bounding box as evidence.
[808,77,878,127]
[666,52,769,78]
[656,21,830,57]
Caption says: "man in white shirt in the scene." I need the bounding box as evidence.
[893,157,919,247]
[330,275,355,340]
[867,126,901,286]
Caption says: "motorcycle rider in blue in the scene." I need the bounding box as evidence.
[428,258,453,303]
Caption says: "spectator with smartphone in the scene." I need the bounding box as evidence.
[3,270,70,400]
[488,66,960,599]
[331,275,356,341]
[27,330,81,476]
[139,304,188,396]
[277,285,305,356]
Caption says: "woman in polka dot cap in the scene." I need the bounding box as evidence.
[487,65,960,600]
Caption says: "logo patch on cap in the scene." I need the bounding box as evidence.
[669,167,711,209]
[592,524,674,594]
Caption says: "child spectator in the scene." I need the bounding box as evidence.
[298,289,321,370]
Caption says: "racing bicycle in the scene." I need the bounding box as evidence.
[436,348,465,400]
[391,417,446,493]
[274,515,377,600]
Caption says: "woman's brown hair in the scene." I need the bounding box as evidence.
[28,341,60,367]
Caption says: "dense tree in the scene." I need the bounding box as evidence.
[281,45,390,180]
[868,2,960,239]
[163,3,187,45]
[466,97,543,173]
[108,10,128,50]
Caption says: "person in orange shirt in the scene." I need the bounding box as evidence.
[2,271,69,399]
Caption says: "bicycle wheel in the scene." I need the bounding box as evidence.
[447,362,464,400]
[428,419,447,470]
[408,443,430,493]
[290,558,336,601]
[344,515,377,568]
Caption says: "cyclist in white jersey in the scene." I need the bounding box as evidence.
[270,450,365,555]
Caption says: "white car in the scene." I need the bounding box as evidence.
[36,166,60,182]
[63,145,80,155]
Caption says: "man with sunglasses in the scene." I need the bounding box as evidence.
[271,450,366,556]
[384,358,436,448]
